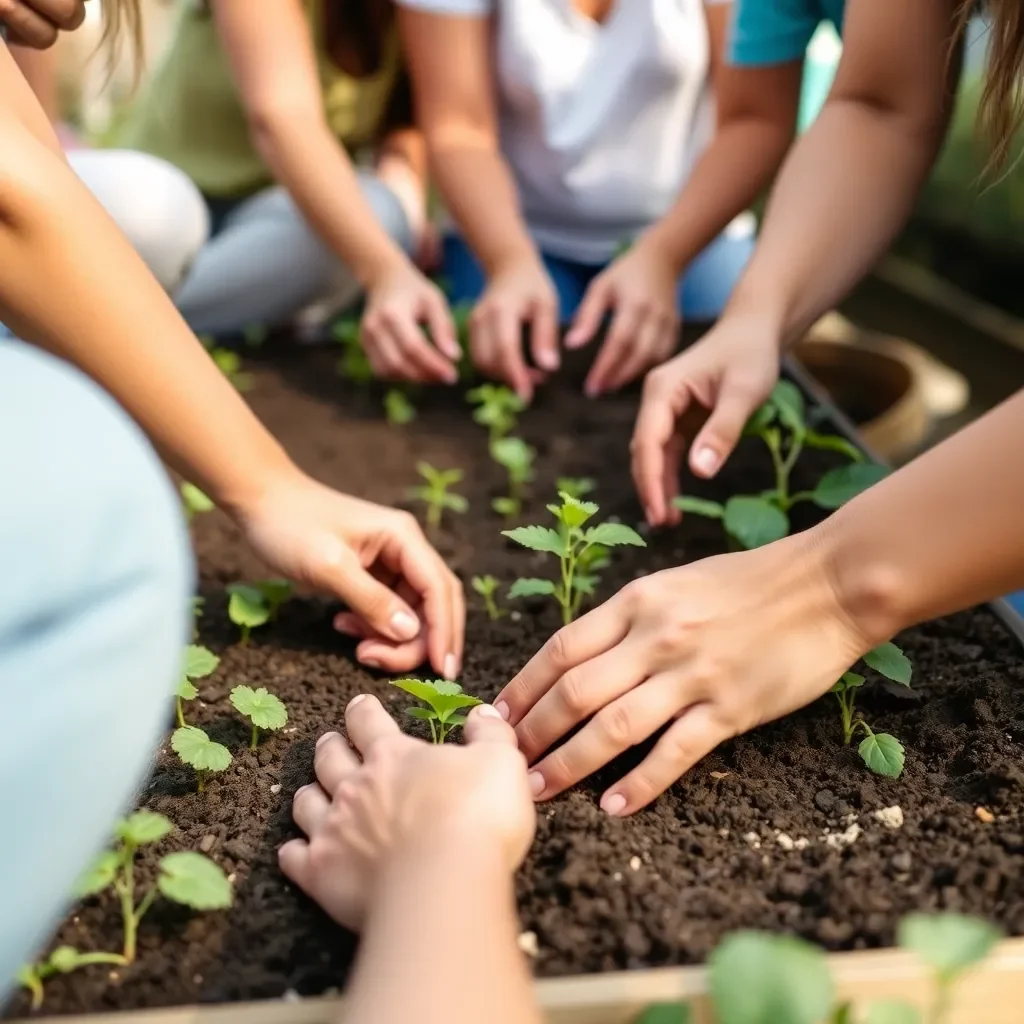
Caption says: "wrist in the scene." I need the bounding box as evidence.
[482,239,540,280]
[721,280,790,353]
[212,450,305,527]
[352,237,411,291]
[634,224,689,279]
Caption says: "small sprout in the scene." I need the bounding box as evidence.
[390,678,482,743]
[74,811,232,965]
[176,644,219,728]
[556,477,595,500]
[227,580,293,643]
[467,383,526,443]
[899,913,1000,988]
[334,317,373,384]
[384,388,416,426]
[504,492,645,624]
[181,482,214,523]
[830,641,913,777]
[490,436,536,519]
[471,575,505,621]
[407,461,468,531]
[230,685,288,749]
[210,348,254,392]
[171,726,232,792]
[19,946,127,1010]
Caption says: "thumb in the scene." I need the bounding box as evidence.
[463,704,520,747]
[565,278,610,350]
[689,380,759,479]
[325,552,422,643]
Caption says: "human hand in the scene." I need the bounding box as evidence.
[0,0,84,47]
[236,471,464,678]
[495,532,876,816]
[361,259,461,385]
[279,695,535,929]
[471,256,559,402]
[565,239,680,398]
[631,311,781,527]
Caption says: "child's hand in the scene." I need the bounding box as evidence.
[1,0,85,48]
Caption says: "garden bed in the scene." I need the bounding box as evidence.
[6,344,1024,1019]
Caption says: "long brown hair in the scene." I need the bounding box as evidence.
[96,0,144,82]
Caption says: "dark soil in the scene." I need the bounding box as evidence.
[7,343,1024,1017]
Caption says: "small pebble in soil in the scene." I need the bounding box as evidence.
[270,784,282,794]
[823,822,861,849]
[776,833,795,851]
[199,835,216,853]
[710,771,730,780]
[192,975,203,985]
[613,872,623,881]
[742,832,761,850]
[629,856,642,871]
[517,931,539,957]
[282,989,301,1003]
[976,806,996,823]
[814,789,836,813]
[873,806,905,829]
[510,611,522,622]
[891,852,913,872]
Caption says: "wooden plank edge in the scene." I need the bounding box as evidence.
[25,937,1024,1024]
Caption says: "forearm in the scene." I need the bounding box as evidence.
[345,836,539,1024]
[10,44,58,122]
[819,390,1024,646]
[0,112,295,513]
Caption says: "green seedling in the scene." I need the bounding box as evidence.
[467,383,526,443]
[334,316,373,384]
[490,436,536,519]
[227,579,293,643]
[471,575,504,621]
[407,461,468,531]
[556,477,595,500]
[210,348,254,392]
[390,678,483,743]
[19,946,130,1011]
[451,300,476,382]
[74,812,232,966]
[831,641,913,778]
[177,644,219,728]
[230,685,288,749]
[675,381,887,549]
[384,388,416,426]
[181,482,214,523]
[171,726,232,792]
[504,492,645,625]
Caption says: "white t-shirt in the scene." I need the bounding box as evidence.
[397,0,728,264]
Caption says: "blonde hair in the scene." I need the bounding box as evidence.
[97,0,144,82]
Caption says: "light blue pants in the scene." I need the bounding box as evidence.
[0,341,192,999]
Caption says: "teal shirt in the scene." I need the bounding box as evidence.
[729,0,846,66]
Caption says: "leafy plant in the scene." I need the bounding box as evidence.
[467,383,526,443]
[471,575,504,621]
[227,580,293,643]
[180,482,214,523]
[390,678,483,743]
[556,477,595,500]
[384,388,416,426]
[504,492,646,625]
[674,381,888,549]
[407,461,468,531]
[177,644,219,728]
[171,725,232,792]
[230,685,288,749]
[19,947,128,1011]
[490,436,536,519]
[831,641,913,778]
[210,348,254,392]
[334,316,373,384]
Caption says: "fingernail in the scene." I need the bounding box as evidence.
[692,446,719,477]
[477,704,502,719]
[316,731,338,748]
[528,771,545,797]
[347,694,368,710]
[495,700,510,721]
[390,609,420,641]
[601,792,627,816]
[443,653,457,680]
[584,382,599,399]
[537,351,558,371]
[361,656,381,669]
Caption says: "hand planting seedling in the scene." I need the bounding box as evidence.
[171,725,232,792]
[675,381,888,549]
[504,492,645,624]
[471,574,505,621]
[180,482,214,523]
[177,644,220,728]
[334,316,373,384]
[831,641,913,777]
[556,476,595,500]
[490,436,536,519]
[390,678,483,743]
[73,811,232,966]
[407,461,468,531]
[210,348,255,392]
[227,579,293,643]
[384,388,416,426]
[467,383,526,443]
[230,685,288,749]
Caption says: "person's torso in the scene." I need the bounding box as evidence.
[491,0,715,263]
[118,0,401,198]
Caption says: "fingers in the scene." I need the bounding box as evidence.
[363,309,457,385]
[496,596,630,726]
[313,730,361,791]
[1,0,85,47]
[514,638,648,763]
[688,378,760,479]
[463,703,520,748]
[601,315,672,395]
[528,295,560,373]
[422,287,462,364]
[528,673,683,801]
[473,305,533,402]
[631,368,691,526]
[583,305,643,399]
[344,693,401,756]
[601,701,724,815]
[564,278,610,351]
[277,838,311,889]
[292,782,331,836]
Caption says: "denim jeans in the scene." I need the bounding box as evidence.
[0,340,192,999]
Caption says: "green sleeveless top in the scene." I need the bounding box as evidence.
[118,0,401,198]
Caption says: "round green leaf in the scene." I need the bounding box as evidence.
[171,726,232,772]
[556,496,599,528]
[117,810,172,846]
[898,913,1001,979]
[508,577,558,599]
[157,852,233,910]
[864,1000,922,1024]
[709,931,834,1024]
[724,496,790,549]
[858,732,905,778]
[229,685,288,730]
[672,496,724,519]
[406,707,439,721]
[743,401,777,436]
[227,586,270,628]
[812,463,889,509]
[75,851,119,897]
[583,523,646,548]
[177,678,199,700]
[804,430,864,463]
[770,380,806,433]
[862,642,912,686]
[184,644,219,679]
